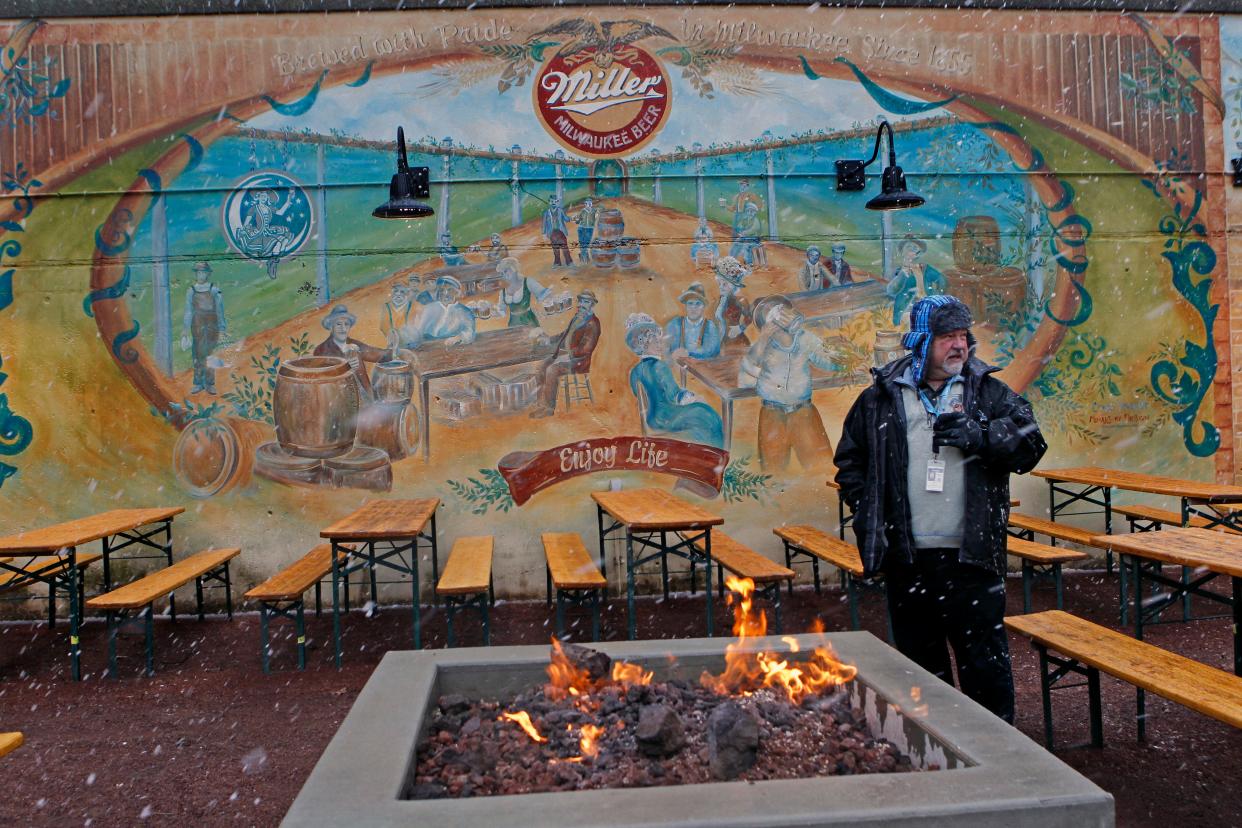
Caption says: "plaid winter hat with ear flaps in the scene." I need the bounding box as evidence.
[902,295,974,381]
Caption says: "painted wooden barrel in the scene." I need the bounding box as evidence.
[616,237,641,269]
[980,266,1027,316]
[371,360,413,404]
[596,208,625,241]
[273,356,358,458]
[592,240,618,268]
[172,416,266,498]
[873,330,905,368]
[355,401,421,461]
[951,215,1002,274]
[253,441,324,486]
[324,446,392,491]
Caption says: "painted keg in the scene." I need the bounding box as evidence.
[616,237,641,269]
[951,215,1002,274]
[596,208,624,241]
[371,359,414,404]
[873,330,905,368]
[272,356,359,458]
[592,240,618,268]
[172,416,265,498]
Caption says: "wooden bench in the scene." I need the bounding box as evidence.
[0,552,103,628]
[86,547,239,677]
[436,536,494,647]
[1006,610,1242,749]
[1008,512,1114,572]
[772,524,877,631]
[543,532,606,641]
[244,544,347,672]
[1113,504,1241,535]
[689,533,794,633]
[1006,538,1088,613]
[0,732,22,758]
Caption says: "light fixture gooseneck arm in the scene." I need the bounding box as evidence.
[396,126,410,174]
[860,120,895,172]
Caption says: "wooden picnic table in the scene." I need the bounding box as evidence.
[427,261,501,296]
[0,506,184,680]
[320,498,440,665]
[410,326,557,461]
[591,488,723,640]
[783,280,888,324]
[1095,527,1242,675]
[1034,467,1242,534]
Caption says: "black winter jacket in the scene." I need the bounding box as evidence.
[833,354,1047,577]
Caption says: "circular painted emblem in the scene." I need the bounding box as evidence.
[222,171,313,266]
[534,45,671,158]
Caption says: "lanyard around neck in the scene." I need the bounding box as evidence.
[916,376,960,417]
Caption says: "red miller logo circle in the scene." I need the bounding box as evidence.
[534,45,671,158]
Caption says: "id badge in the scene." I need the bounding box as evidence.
[926,457,946,492]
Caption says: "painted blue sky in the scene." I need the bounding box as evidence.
[248,65,939,158]
[1221,17,1242,152]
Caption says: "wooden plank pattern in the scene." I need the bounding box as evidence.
[0,732,22,759]
[591,489,722,531]
[244,544,346,602]
[320,499,439,540]
[543,532,606,590]
[1093,528,1242,578]
[1033,467,1242,502]
[0,552,103,589]
[1008,514,1105,547]
[690,533,793,583]
[1006,610,1242,729]
[86,548,240,611]
[436,536,493,596]
[773,525,863,576]
[0,507,185,554]
[1007,537,1088,565]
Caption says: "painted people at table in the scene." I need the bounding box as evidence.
[730,201,763,266]
[721,177,763,237]
[438,231,467,267]
[402,275,476,347]
[495,256,550,329]
[626,313,724,448]
[666,281,722,360]
[798,245,834,292]
[828,242,854,284]
[314,304,386,399]
[690,216,719,269]
[886,234,946,325]
[484,233,509,262]
[180,261,226,395]
[714,256,754,355]
[738,295,838,474]
[542,195,572,268]
[530,289,601,418]
[380,280,415,350]
[573,197,597,262]
[408,274,434,305]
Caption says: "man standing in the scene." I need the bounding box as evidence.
[834,295,1047,723]
[181,261,226,395]
[573,197,597,262]
[542,195,572,268]
[530,289,601,418]
[738,295,838,473]
[313,304,386,400]
[827,242,853,284]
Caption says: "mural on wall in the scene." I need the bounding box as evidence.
[0,8,1233,575]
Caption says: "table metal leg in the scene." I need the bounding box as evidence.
[595,505,606,581]
[1132,556,1144,643]
[626,529,636,641]
[330,541,343,668]
[411,539,422,650]
[1233,577,1242,677]
[67,546,81,681]
[102,534,113,592]
[430,510,440,603]
[420,379,432,462]
[704,529,714,637]
[1103,487,1113,573]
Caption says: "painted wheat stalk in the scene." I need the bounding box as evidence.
[414,60,500,99]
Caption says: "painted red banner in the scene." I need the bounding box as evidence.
[498,436,728,504]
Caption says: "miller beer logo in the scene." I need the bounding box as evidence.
[534,43,672,158]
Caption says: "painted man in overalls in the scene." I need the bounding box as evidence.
[181,261,226,395]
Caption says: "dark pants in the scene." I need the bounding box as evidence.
[549,230,570,266]
[885,548,1014,723]
[577,227,594,261]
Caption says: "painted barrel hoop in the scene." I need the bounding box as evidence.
[355,401,421,461]
[172,416,265,498]
[616,237,641,269]
[371,359,413,404]
[596,208,624,241]
[592,240,618,268]
[273,356,359,459]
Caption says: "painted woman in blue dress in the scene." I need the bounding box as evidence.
[625,313,724,448]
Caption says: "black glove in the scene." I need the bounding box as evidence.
[933,412,985,453]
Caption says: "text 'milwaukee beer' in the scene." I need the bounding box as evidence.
[533,45,671,158]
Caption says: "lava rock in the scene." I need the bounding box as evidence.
[408,782,448,799]
[636,704,687,757]
[438,694,471,715]
[706,701,760,780]
[560,643,611,681]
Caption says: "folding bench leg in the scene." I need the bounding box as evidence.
[1118,554,1129,625]
[1021,562,1033,614]
[482,592,491,646]
[144,604,155,677]
[1053,563,1065,610]
[315,581,322,618]
[783,542,794,598]
[224,562,234,619]
[1037,645,1055,750]
[196,577,206,622]
[660,530,670,600]
[107,611,119,679]
[846,573,860,631]
[48,584,57,628]
[555,590,565,639]
[545,565,552,609]
[1136,687,1146,743]
[1088,667,1104,748]
[812,554,821,595]
[445,599,457,648]
[716,560,725,600]
[296,602,307,670]
[259,604,271,674]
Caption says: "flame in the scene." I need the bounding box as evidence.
[546,637,598,700]
[611,660,653,687]
[500,710,547,743]
[781,635,800,652]
[700,577,858,704]
[579,723,605,758]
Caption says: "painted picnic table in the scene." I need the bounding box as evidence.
[591,488,723,640]
[320,498,440,665]
[411,326,558,461]
[0,506,184,680]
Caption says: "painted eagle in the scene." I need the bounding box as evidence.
[530,18,677,68]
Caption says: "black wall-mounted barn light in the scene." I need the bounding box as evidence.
[835,120,926,211]
[373,127,434,219]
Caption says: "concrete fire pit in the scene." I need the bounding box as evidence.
[284,632,1113,827]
